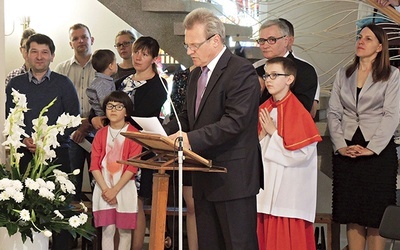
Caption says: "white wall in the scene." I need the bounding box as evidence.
[1,0,6,164]
[4,0,137,74]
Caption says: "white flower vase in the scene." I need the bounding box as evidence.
[0,227,49,250]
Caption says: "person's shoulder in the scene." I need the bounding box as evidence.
[390,65,399,73]
[50,71,69,80]
[96,126,109,136]
[7,73,28,87]
[6,67,24,78]
[150,73,167,86]
[290,54,314,69]
[389,66,400,78]
[115,74,132,87]
[253,58,267,69]
[90,77,114,90]
[229,51,252,64]
[54,57,74,72]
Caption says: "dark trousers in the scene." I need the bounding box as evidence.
[69,139,92,201]
[195,195,259,250]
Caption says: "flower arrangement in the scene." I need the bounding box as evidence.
[0,89,96,243]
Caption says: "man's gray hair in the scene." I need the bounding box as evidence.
[259,19,289,37]
[183,8,226,43]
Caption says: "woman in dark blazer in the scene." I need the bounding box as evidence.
[327,23,400,250]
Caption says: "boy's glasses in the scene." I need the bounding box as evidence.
[256,35,286,45]
[106,104,125,111]
[262,73,290,80]
[114,41,134,49]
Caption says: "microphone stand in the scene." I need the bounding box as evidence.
[160,74,184,250]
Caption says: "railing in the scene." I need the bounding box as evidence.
[365,0,400,23]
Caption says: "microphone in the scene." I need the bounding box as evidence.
[158,72,185,250]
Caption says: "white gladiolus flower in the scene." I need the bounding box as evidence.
[32,116,49,129]
[69,216,80,228]
[11,88,28,109]
[59,195,66,202]
[20,209,30,221]
[54,170,68,179]
[56,113,81,130]
[2,90,86,239]
[43,230,52,237]
[38,187,55,200]
[80,202,88,213]
[73,169,80,175]
[56,113,71,127]
[54,210,64,220]
[64,180,76,194]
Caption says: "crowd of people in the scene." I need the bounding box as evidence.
[4,2,400,250]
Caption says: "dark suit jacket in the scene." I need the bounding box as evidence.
[164,49,263,202]
[258,52,318,111]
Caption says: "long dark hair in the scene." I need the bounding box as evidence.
[102,91,134,125]
[346,23,391,82]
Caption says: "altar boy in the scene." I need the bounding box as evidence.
[257,57,322,250]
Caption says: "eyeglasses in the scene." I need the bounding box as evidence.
[183,34,217,51]
[256,35,286,45]
[262,73,290,80]
[114,41,134,49]
[106,104,125,111]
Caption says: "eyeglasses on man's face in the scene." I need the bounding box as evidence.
[114,41,134,49]
[106,103,125,111]
[262,73,290,80]
[183,34,217,51]
[256,35,286,45]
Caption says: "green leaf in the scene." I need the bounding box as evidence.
[6,223,18,235]
[43,164,61,176]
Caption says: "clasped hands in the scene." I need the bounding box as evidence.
[258,108,277,140]
[102,187,118,205]
[337,145,374,158]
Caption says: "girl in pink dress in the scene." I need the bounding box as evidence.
[90,91,142,249]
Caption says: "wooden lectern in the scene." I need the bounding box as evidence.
[118,131,226,250]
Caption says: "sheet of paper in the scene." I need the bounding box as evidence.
[71,131,92,153]
[132,116,167,136]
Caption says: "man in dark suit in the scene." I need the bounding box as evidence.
[164,7,262,250]
[253,19,318,112]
